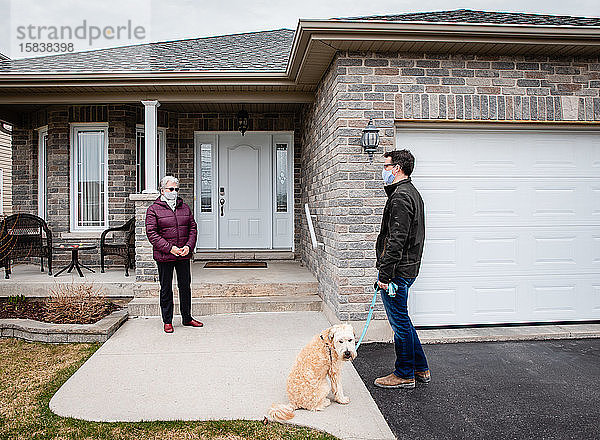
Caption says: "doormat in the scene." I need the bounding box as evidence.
[204,261,268,268]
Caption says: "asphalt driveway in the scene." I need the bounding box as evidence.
[353,339,600,440]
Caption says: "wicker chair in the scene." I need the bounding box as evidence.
[100,217,135,276]
[0,213,53,279]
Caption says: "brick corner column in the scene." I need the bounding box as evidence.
[129,192,160,289]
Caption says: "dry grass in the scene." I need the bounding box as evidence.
[0,338,337,440]
[46,283,117,324]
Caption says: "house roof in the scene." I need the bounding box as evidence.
[340,9,600,26]
[0,9,599,112]
[0,29,295,73]
[0,10,598,76]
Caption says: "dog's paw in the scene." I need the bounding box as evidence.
[336,395,350,405]
[314,398,332,411]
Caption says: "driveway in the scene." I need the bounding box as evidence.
[353,339,600,440]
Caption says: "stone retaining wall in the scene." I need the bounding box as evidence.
[0,309,128,343]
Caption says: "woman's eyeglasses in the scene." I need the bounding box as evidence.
[165,187,180,192]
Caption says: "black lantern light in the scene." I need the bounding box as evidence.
[361,118,380,162]
[237,109,249,136]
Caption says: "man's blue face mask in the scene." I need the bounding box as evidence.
[381,166,396,185]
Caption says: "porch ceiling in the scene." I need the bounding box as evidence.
[0,102,306,124]
[158,102,306,113]
[0,83,315,106]
[0,104,46,124]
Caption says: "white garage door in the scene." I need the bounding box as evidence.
[400,127,600,326]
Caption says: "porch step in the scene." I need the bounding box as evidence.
[193,250,295,261]
[133,281,318,298]
[126,295,323,317]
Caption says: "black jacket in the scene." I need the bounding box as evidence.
[376,177,425,284]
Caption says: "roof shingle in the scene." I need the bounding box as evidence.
[0,29,294,73]
[338,9,600,26]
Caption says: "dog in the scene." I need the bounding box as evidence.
[268,323,357,421]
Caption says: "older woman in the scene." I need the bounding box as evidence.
[145,176,203,333]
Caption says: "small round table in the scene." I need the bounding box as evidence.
[53,244,97,277]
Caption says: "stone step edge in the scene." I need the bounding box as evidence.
[133,284,319,298]
[127,295,322,305]
[127,295,323,316]
[0,309,128,344]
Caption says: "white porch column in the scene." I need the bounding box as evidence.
[141,100,160,193]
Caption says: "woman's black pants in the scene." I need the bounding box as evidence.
[156,259,192,324]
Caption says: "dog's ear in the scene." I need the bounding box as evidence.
[327,325,338,342]
[320,326,334,342]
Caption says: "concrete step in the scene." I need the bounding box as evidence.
[193,250,295,261]
[133,281,318,298]
[127,295,323,317]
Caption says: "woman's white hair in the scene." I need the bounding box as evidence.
[160,175,179,189]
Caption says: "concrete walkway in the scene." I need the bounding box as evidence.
[50,311,395,440]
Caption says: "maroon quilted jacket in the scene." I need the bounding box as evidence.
[145,197,197,262]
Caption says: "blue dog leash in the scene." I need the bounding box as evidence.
[355,281,397,350]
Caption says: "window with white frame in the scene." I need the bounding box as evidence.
[136,127,166,192]
[37,127,48,220]
[70,124,108,231]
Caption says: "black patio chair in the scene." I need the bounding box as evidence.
[0,213,53,279]
[100,217,135,276]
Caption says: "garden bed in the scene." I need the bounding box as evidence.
[0,283,128,343]
[0,296,119,324]
[0,283,121,324]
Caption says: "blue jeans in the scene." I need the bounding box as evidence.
[380,276,429,379]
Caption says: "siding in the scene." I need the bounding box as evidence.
[0,127,11,216]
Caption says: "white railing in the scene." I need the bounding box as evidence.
[304,203,325,250]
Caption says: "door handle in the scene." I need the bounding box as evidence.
[220,198,225,216]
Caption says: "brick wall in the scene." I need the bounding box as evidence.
[107,105,137,227]
[10,126,35,215]
[300,51,600,321]
[300,58,366,320]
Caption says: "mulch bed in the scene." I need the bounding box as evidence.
[0,297,120,324]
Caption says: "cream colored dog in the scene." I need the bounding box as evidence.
[268,323,357,421]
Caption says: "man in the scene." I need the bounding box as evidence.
[145,175,203,333]
[374,149,430,389]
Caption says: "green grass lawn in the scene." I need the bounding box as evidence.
[0,338,338,440]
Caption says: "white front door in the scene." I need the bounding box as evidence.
[218,133,272,248]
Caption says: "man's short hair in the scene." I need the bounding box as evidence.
[383,149,415,177]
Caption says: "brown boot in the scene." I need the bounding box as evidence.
[415,370,431,383]
[374,373,415,389]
